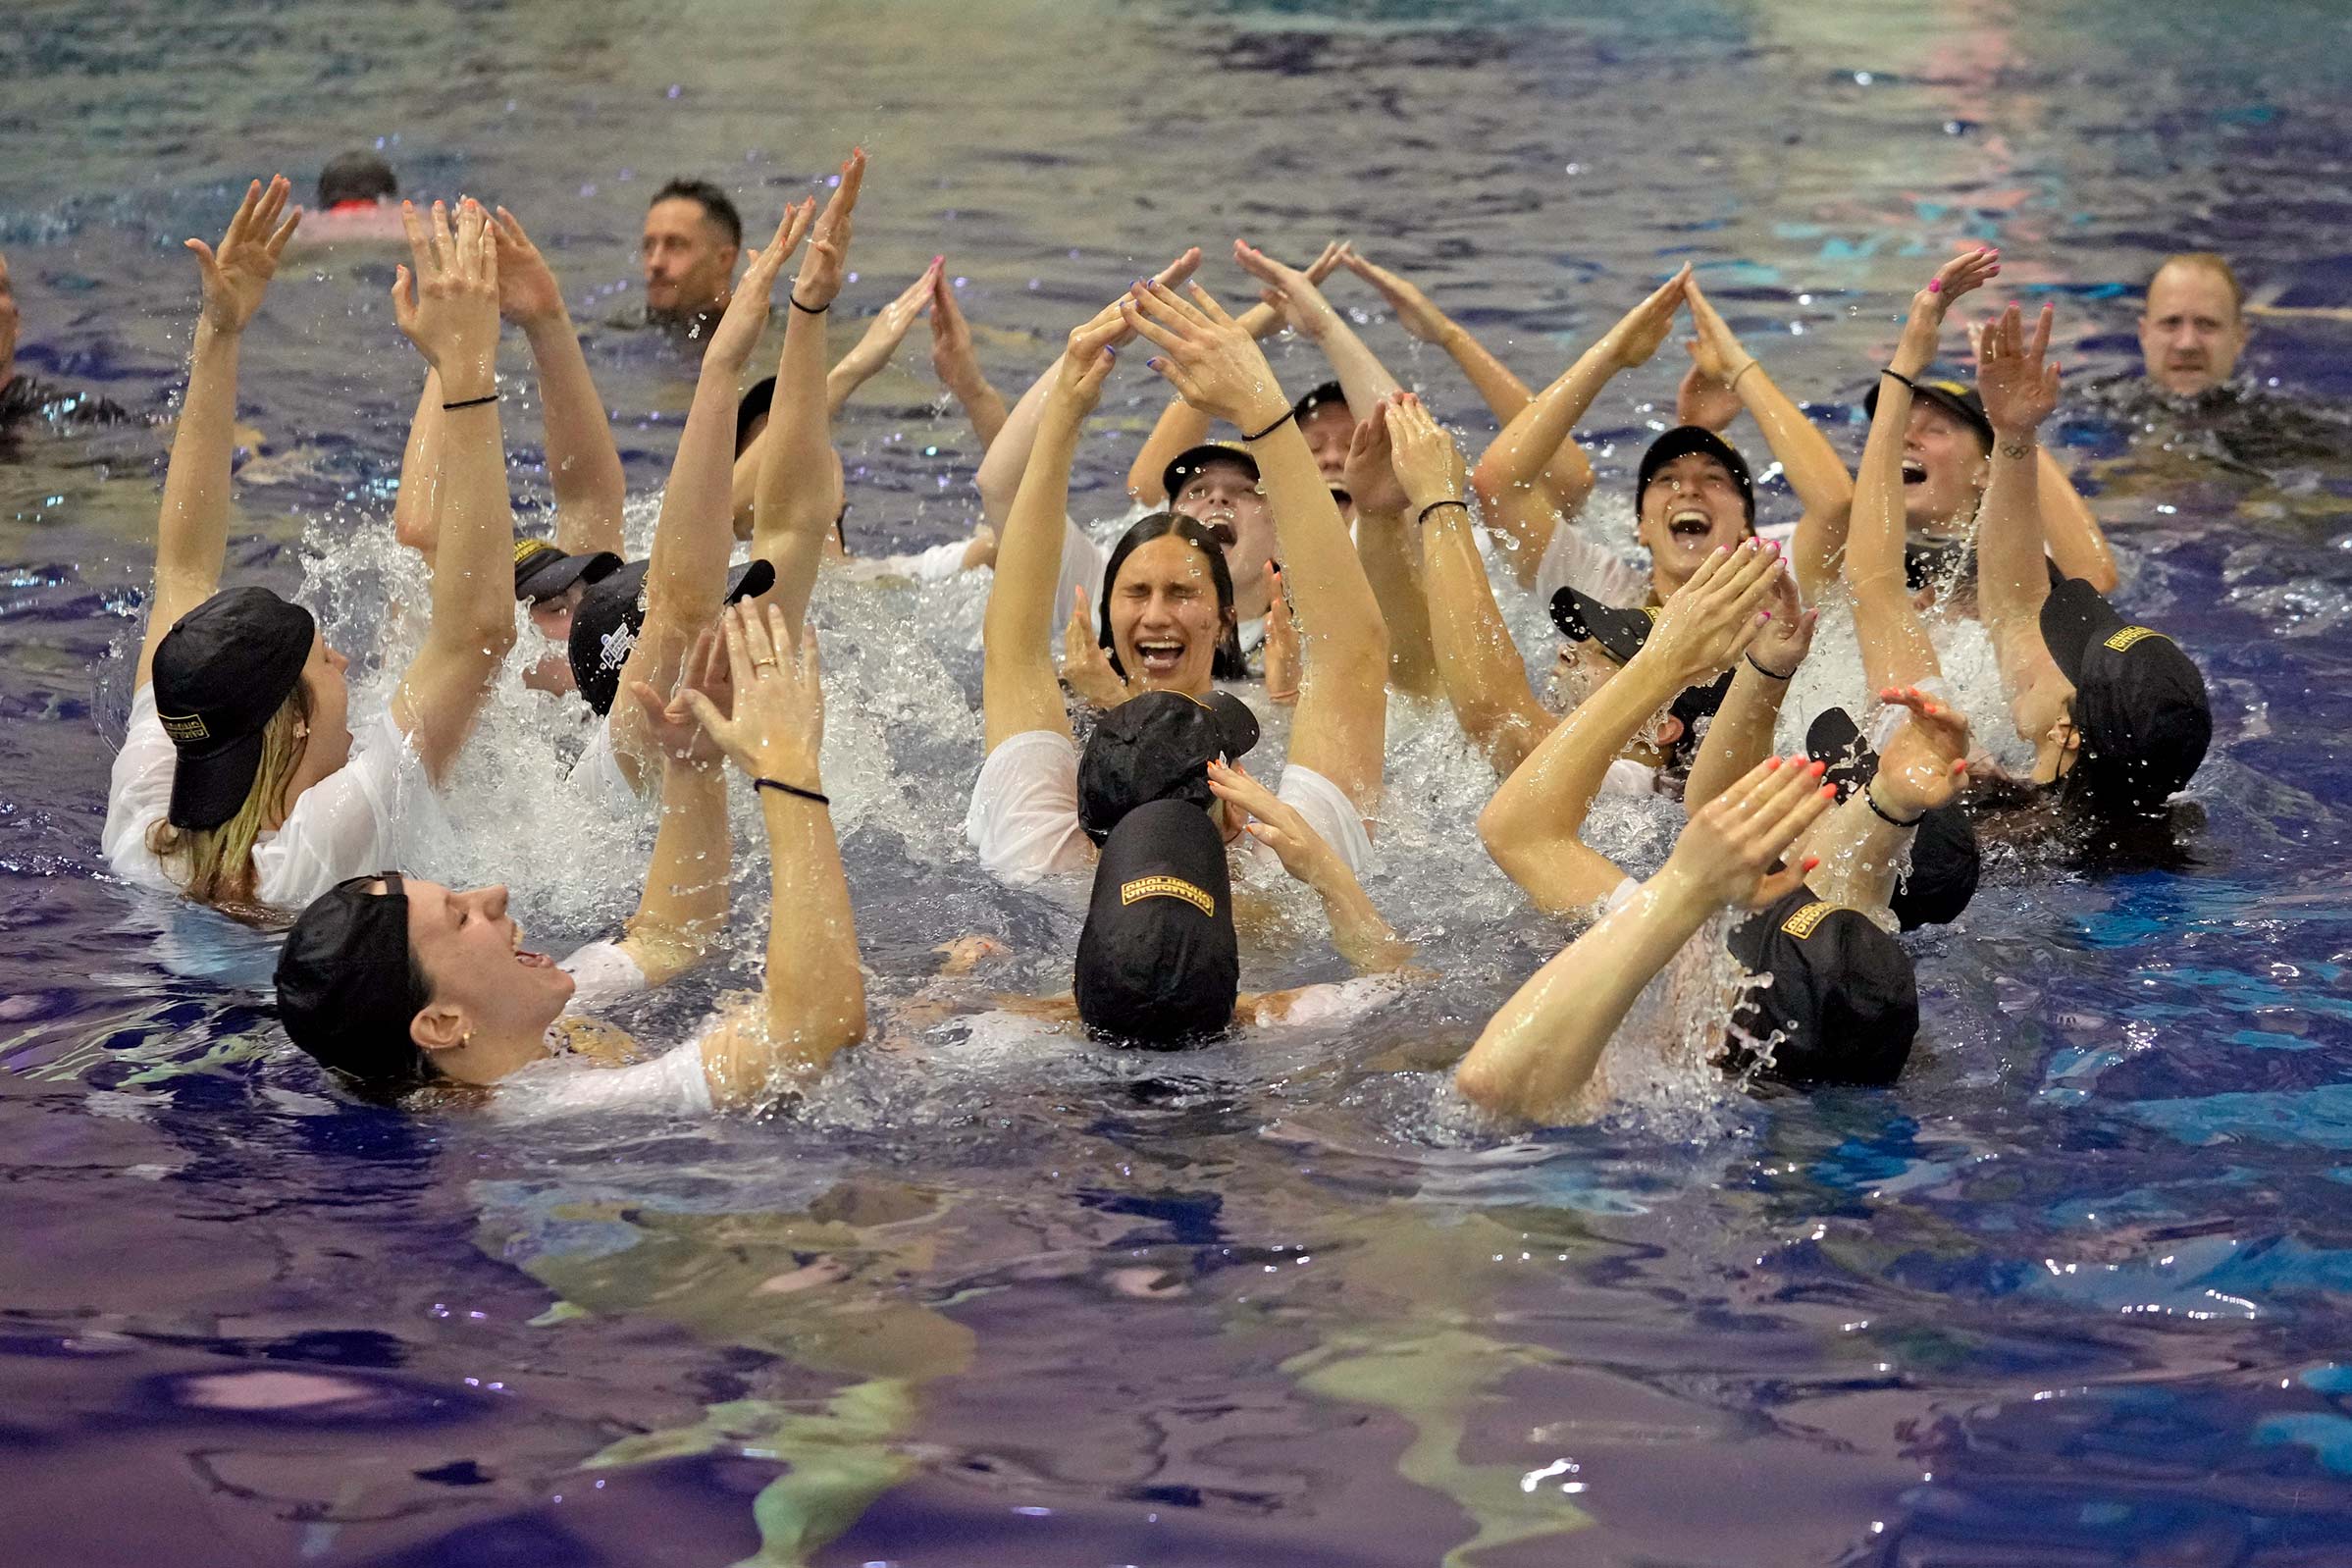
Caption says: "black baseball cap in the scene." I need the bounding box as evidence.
[1292,380,1349,423]
[274,871,434,1090]
[1725,887,1918,1085]
[513,538,623,604]
[2040,577,2212,812]
[567,555,779,716]
[1549,585,1658,664]
[151,586,317,831]
[736,376,776,456]
[1077,689,1260,844]
[1161,444,1260,509]
[1073,799,1238,1048]
[1863,374,1994,450]
[1637,426,1756,526]
[1806,706,1981,930]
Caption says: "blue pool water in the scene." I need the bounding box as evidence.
[5,2,2352,1563]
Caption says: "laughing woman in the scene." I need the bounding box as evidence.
[104,180,518,916]
[968,278,1404,886]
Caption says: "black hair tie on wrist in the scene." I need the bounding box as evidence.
[1864,783,1923,828]
[1241,406,1296,443]
[1877,367,1917,392]
[789,294,830,315]
[441,392,500,411]
[1417,498,1471,527]
[1746,653,1793,681]
[754,776,830,807]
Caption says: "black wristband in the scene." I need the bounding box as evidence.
[789,294,829,315]
[754,776,829,807]
[1417,498,1471,527]
[1877,367,1917,393]
[441,392,500,411]
[1240,406,1296,443]
[1864,782,1922,828]
[1746,653,1794,681]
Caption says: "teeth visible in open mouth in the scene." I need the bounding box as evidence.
[1668,508,1712,538]
[1901,459,1927,484]
[1136,641,1184,670]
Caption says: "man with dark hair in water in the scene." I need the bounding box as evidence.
[641,178,744,335]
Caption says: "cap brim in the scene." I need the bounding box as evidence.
[1161,444,1260,504]
[2039,577,2127,682]
[1804,706,1878,801]
[517,549,621,603]
[1202,690,1261,762]
[724,558,776,603]
[1548,587,1651,665]
[1863,380,1994,448]
[168,727,267,830]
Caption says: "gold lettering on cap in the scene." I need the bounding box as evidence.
[2103,625,2165,653]
[159,711,211,743]
[513,539,555,566]
[1121,875,1214,916]
[1641,605,1660,622]
[1780,900,1837,940]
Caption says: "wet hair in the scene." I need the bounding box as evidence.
[317,152,397,208]
[1097,513,1248,683]
[2146,253,2245,317]
[651,179,743,247]
[144,682,312,914]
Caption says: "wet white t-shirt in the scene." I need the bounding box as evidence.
[103,684,442,913]
[965,729,1372,886]
[488,941,716,1119]
[1536,524,1652,611]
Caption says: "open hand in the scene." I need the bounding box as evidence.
[1641,536,1784,687]
[1380,392,1468,512]
[392,198,500,396]
[684,601,824,784]
[1234,238,1342,340]
[1745,568,1817,679]
[1870,686,1971,817]
[1207,758,1332,885]
[628,623,732,765]
[1337,246,1451,343]
[708,197,816,371]
[490,206,567,329]
[1059,587,1139,708]
[791,148,866,312]
[1124,279,1287,430]
[1603,264,1692,370]
[1973,300,2061,437]
[1900,245,2000,362]
[1261,563,1300,704]
[1340,401,1411,517]
[188,176,301,335]
[1662,754,1837,909]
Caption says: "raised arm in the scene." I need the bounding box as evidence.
[607,196,814,791]
[1339,246,1534,426]
[1124,279,1389,814]
[137,177,301,691]
[981,299,1126,752]
[1208,759,1413,973]
[1479,540,1781,913]
[390,368,444,561]
[385,199,521,780]
[824,258,936,418]
[1683,570,1817,811]
[493,207,624,558]
[1456,754,1832,1124]
[1339,400,1439,698]
[614,630,733,987]
[1468,266,1688,582]
[1803,687,1970,914]
[980,247,1199,525]
[927,264,1007,448]
[1971,301,2073,747]
[751,151,862,631]
[1847,247,1999,697]
[1417,468,1554,776]
[684,605,866,1108]
[1233,239,1402,421]
[1683,277,1854,601]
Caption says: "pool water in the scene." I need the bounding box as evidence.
[6,2,2352,1564]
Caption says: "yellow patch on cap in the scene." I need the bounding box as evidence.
[1780,900,1837,940]
[2103,625,2166,653]
[159,711,211,743]
[1121,875,1214,916]
[513,539,557,567]
[1640,605,1660,622]
[1923,379,1972,398]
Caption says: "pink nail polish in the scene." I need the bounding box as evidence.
[1927,280,1943,293]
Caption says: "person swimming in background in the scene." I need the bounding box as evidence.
[2138,252,2250,402]
[287,150,410,247]
[0,247,135,441]
[273,603,868,1117]
[636,177,741,340]
[103,180,522,917]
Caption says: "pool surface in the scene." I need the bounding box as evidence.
[5,2,2352,1563]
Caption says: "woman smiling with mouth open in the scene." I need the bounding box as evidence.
[967,276,1415,887]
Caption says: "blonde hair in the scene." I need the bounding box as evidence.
[2149,253,2246,316]
[145,682,312,914]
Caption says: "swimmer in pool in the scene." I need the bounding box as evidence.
[638,177,741,340]
[2138,252,2249,400]
[274,601,867,1115]
[0,247,134,436]
[969,277,1397,890]
[104,182,523,917]
[289,150,409,247]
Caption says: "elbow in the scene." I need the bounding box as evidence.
[2082,559,2120,594]
[1452,1049,1514,1118]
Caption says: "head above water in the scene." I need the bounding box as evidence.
[1861,376,1994,533]
[1073,800,1239,1048]
[2138,252,2247,398]
[1292,381,1355,491]
[1077,688,1260,844]
[1635,427,1754,593]
[2039,576,2212,815]
[276,873,576,1094]
[1161,445,1276,606]
[1724,889,1918,1086]
[317,151,397,210]
[1098,512,1248,694]
[642,178,742,323]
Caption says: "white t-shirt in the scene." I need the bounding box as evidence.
[1536,524,1652,611]
[103,684,440,913]
[965,729,1372,886]
[488,941,716,1119]
[841,537,974,584]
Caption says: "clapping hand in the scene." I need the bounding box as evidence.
[392,198,500,397]
[1660,754,1836,910]
[1336,247,1452,344]
[836,258,940,385]
[1340,400,1411,517]
[683,601,824,785]
[1973,300,2061,437]
[489,206,568,330]
[708,198,817,371]
[791,148,866,313]
[1603,264,1692,370]
[1123,279,1287,430]
[1380,392,1468,512]
[1261,564,1300,704]
[1745,568,1817,680]
[188,176,301,336]
[629,624,734,766]
[1640,536,1783,688]
[1233,238,1343,340]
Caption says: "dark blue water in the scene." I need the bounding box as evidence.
[5,2,2352,1564]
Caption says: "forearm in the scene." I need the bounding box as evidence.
[391,369,444,561]
[1803,793,1909,913]
[1684,662,1790,812]
[1741,364,1852,520]
[2037,446,2117,591]
[1437,321,1532,424]
[1308,861,1413,973]
[1846,369,1938,694]
[1479,657,1674,911]
[981,394,1084,750]
[1254,421,1382,663]
[522,313,625,558]
[1472,340,1616,497]
[752,307,841,628]
[1976,431,2049,638]
[1310,319,1402,422]
[1456,877,1714,1122]
[975,361,1054,526]
[154,321,243,600]
[625,758,731,981]
[758,788,865,1077]
[1419,505,1551,774]
[945,367,1008,449]
[1125,396,1214,506]
[1354,509,1439,697]
[825,351,879,419]
[420,395,518,653]
[648,363,746,631]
